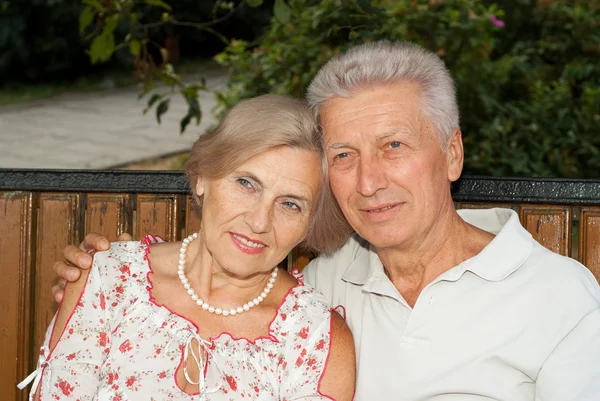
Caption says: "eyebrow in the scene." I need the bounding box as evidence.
[327,129,406,150]
[375,130,401,140]
[327,142,350,150]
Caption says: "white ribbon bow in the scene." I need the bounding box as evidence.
[17,346,50,401]
[18,346,100,400]
[182,333,223,395]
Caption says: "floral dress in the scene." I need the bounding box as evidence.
[20,236,335,401]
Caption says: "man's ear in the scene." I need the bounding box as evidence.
[446,129,464,182]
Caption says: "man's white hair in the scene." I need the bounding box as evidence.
[306,40,460,148]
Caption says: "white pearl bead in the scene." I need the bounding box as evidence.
[178,234,277,317]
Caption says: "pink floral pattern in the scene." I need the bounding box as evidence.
[30,236,334,400]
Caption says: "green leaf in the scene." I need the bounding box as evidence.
[144,94,163,114]
[143,0,172,11]
[129,39,142,56]
[273,0,291,24]
[79,6,95,33]
[156,98,170,124]
[89,33,115,63]
[246,0,263,7]
[180,98,201,133]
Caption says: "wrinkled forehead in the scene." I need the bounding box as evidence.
[321,82,422,124]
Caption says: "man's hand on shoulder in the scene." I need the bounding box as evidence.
[52,232,132,303]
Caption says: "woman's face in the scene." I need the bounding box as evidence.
[196,146,322,278]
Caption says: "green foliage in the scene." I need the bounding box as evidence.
[214,0,600,178]
[78,0,271,133]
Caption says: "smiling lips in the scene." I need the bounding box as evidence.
[361,203,403,216]
[230,232,267,255]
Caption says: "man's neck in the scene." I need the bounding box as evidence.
[376,208,495,308]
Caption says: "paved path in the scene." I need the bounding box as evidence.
[0,69,227,169]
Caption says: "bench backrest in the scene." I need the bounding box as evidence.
[1,169,600,400]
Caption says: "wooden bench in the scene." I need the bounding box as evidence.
[1,169,600,401]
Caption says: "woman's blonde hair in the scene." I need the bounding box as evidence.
[184,94,352,254]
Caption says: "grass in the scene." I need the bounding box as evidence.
[0,58,219,107]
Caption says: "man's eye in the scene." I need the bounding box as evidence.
[389,141,402,149]
[335,152,349,159]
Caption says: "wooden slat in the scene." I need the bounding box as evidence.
[136,194,179,241]
[35,194,80,359]
[85,193,131,240]
[456,203,518,211]
[579,207,600,283]
[519,205,571,256]
[0,192,33,401]
[185,196,202,236]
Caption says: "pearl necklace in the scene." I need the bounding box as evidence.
[178,233,278,317]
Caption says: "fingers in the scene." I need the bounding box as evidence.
[80,233,111,252]
[63,244,93,270]
[117,232,133,241]
[51,279,67,303]
[53,259,82,282]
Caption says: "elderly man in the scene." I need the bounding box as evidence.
[54,41,600,400]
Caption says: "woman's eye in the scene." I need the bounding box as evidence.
[283,201,301,211]
[389,141,402,149]
[237,178,252,188]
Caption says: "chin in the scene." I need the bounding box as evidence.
[362,228,411,249]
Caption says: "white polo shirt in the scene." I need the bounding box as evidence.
[303,208,600,401]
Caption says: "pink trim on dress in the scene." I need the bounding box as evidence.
[140,234,310,396]
[37,268,95,400]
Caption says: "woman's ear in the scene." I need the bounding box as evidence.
[195,177,205,198]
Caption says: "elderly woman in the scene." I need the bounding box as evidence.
[20,95,355,401]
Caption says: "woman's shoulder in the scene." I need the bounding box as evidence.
[273,271,333,338]
[92,235,162,283]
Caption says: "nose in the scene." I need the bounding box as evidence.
[243,200,273,234]
[356,153,388,197]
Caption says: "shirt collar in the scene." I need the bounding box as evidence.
[341,208,533,288]
[442,208,533,282]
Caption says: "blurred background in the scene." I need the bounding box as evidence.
[0,0,598,177]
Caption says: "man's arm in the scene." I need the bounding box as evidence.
[52,232,131,302]
[535,307,600,401]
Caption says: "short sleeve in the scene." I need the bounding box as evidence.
[28,249,123,400]
[535,307,600,401]
[278,296,334,401]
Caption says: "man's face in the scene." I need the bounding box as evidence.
[320,82,463,251]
